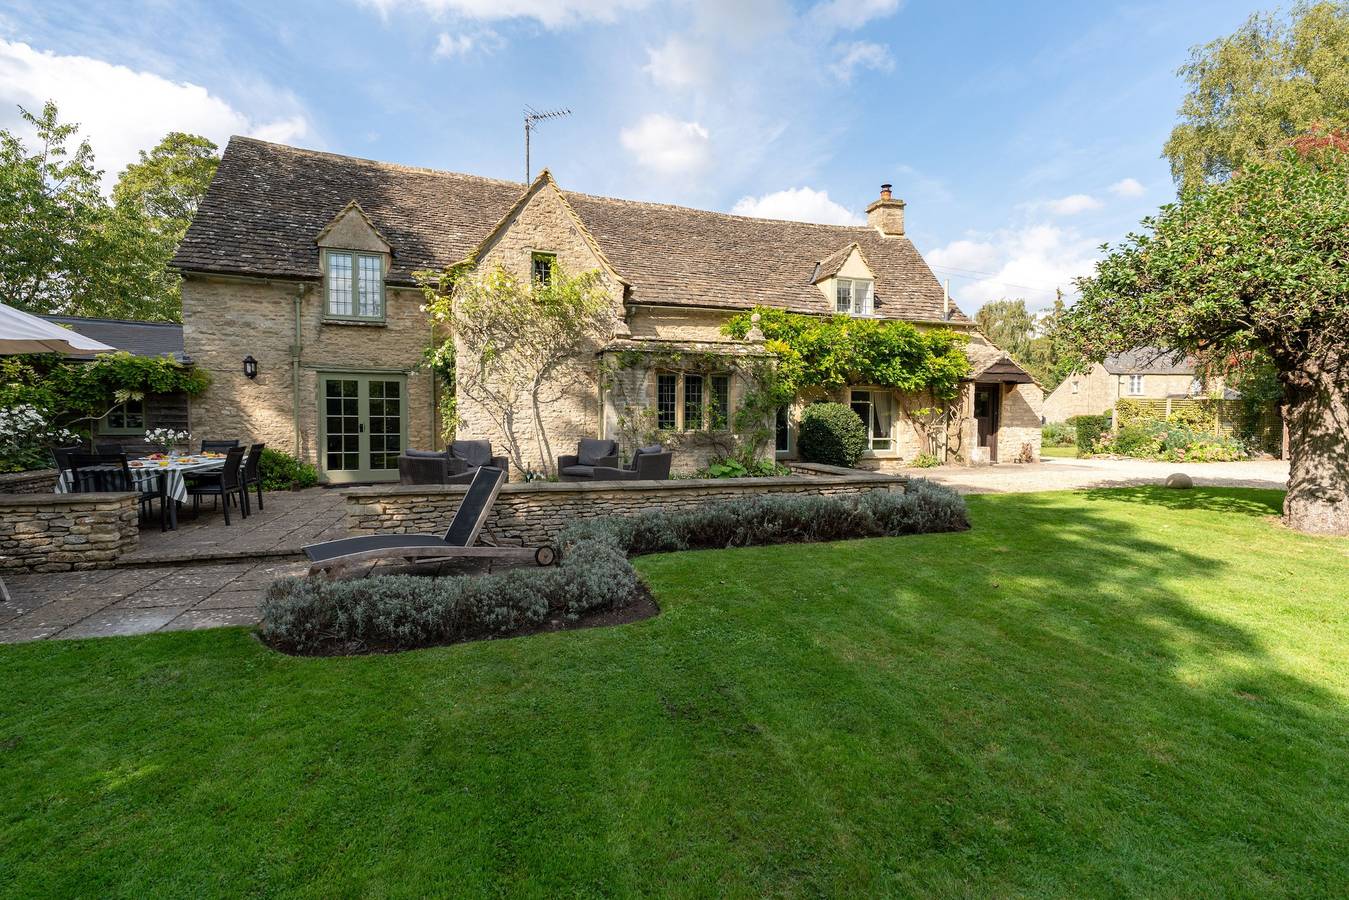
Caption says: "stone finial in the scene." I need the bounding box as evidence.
[746,311,764,342]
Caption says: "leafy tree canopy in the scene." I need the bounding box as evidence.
[112,132,218,244]
[973,297,1082,391]
[1165,1,1349,192]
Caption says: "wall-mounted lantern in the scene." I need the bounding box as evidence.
[243,355,258,380]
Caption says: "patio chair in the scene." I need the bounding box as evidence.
[557,439,619,481]
[398,452,449,485]
[239,443,266,514]
[446,440,510,484]
[201,439,240,453]
[51,444,82,474]
[68,452,169,531]
[186,445,248,526]
[591,446,672,481]
[303,466,556,577]
[94,441,124,456]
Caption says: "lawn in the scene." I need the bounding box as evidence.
[1040,445,1078,458]
[2,488,1348,896]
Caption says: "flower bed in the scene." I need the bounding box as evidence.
[260,479,969,656]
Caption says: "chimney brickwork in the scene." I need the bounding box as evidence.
[866,183,905,236]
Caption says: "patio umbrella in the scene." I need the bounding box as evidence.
[0,302,116,356]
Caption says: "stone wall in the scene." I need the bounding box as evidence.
[0,492,140,573]
[997,381,1043,464]
[345,471,908,547]
[0,469,58,494]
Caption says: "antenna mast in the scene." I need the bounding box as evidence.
[524,105,571,182]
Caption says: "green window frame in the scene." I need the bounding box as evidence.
[99,396,146,435]
[531,251,556,285]
[324,249,385,322]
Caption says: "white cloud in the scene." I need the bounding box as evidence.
[619,114,711,175]
[925,224,1101,312]
[1108,177,1145,197]
[0,40,312,190]
[731,187,863,225]
[643,36,716,90]
[433,29,502,58]
[362,0,650,27]
[1045,193,1103,216]
[829,41,894,82]
[808,0,903,31]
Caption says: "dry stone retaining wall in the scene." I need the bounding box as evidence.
[0,492,140,573]
[345,472,908,547]
[0,469,59,494]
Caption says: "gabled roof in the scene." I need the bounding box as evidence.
[966,341,1037,385]
[314,200,393,252]
[174,137,969,324]
[1104,348,1196,375]
[811,242,870,284]
[41,316,187,362]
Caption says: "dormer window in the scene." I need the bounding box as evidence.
[835,278,873,316]
[531,251,556,285]
[325,250,384,321]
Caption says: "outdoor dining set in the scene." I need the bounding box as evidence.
[52,440,267,531]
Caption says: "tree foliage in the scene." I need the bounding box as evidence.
[1061,142,1349,533]
[419,261,617,478]
[0,102,219,322]
[1164,1,1349,192]
[973,296,1082,390]
[723,307,970,399]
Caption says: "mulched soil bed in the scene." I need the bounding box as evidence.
[259,583,660,658]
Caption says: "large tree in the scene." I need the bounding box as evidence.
[0,102,218,322]
[1164,1,1349,192]
[974,296,1078,391]
[1060,140,1349,535]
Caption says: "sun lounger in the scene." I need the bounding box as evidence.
[303,466,556,576]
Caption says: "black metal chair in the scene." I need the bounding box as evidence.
[94,441,124,456]
[51,445,82,475]
[240,443,265,514]
[591,446,673,481]
[201,439,239,453]
[68,452,168,531]
[557,439,620,481]
[186,446,248,525]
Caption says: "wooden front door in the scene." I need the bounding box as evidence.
[318,373,407,483]
[974,384,1000,463]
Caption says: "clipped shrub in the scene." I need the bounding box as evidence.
[796,402,868,467]
[1068,414,1112,453]
[260,447,319,490]
[911,452,942,468]
[1041,422,1075,447]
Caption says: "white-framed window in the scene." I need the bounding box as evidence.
[849,389,893,452]
[325,250,385,321]
[654,371,733,432]
[835,278,873,316]
[100,397,145,434]
[1071,379,1080,394]
[1128,374,1144,395]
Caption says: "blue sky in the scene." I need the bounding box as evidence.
[0,0,1257,312]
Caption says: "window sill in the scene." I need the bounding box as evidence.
[321,317,387,328]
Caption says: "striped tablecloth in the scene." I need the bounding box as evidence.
[55,456,226,504]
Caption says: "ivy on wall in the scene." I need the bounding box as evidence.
[0,352,210,429]
[723,307,971,400]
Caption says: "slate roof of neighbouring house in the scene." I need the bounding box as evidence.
[1103,348,1196,375]
[173,137,969,324]
[40,315,188,362]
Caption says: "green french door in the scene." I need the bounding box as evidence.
[318,374,407,483]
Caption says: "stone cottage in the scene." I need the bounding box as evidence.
[173,137,1041,482]
[1042,348,1230,423]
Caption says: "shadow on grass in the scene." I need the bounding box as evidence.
[1075,485,1285,517]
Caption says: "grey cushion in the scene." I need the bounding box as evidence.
[634,444,663,458]
[561,464,595,478]
[577,438,618,467]
[404,448,447,460]
[451,439,493,469]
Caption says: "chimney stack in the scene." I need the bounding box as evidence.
[866,183,905,237]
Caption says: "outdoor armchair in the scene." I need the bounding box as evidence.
[557,439,620,481]
[445,440,509,483]
[591,446,672,481]
[399,452,449,485]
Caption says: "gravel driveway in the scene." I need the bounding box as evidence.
[905,457,1289,495]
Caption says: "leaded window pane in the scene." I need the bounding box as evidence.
[327,252,353,316]
[357,255,383,317]
[656,374,677,430]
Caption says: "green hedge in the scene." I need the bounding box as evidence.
[259,448,318,491]
[260,480,969,654]
[1068,414,1112,453]
[796,402,868,467]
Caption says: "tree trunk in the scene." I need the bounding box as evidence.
[1281,352,1349,535]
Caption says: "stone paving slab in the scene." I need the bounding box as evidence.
[0,558,309,644]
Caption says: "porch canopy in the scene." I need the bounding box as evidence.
[965,343,1037,385]
[0,302,116,356]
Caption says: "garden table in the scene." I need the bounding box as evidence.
[54,454,230,529]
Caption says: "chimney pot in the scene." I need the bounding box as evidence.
[880,183,892,201]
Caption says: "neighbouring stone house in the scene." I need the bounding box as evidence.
[172,137,1041,483]
[1042,348,1232,423]
[40,315,194,456]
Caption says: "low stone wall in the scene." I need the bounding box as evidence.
[0,469,59,494]
[345,471,908,547]
[0,492,140,573]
